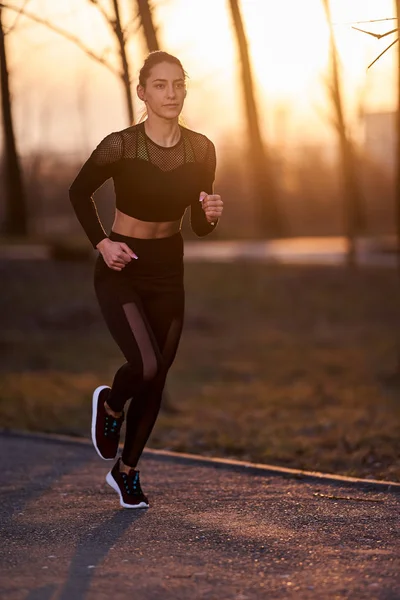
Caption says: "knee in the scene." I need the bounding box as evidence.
[142,354,166,382]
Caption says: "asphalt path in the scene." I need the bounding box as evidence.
[0,432,399,600]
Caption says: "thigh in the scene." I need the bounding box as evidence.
[141,284,185,368]
[94,254,185,369]
[94,259,162,378]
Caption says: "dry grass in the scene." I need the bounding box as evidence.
[1,259,399,481]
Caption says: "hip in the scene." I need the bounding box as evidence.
[94,230,184,294]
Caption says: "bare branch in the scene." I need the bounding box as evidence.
[367,37,399,69]
[87,0,118,36]
[123,12,140,37]
[0,2,122,78]
[352,26,398,39]
[334,17,397,26]
[5,0,29,34]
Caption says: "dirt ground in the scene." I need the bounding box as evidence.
[1,258,399,481]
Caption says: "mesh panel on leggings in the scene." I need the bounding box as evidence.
[122,315,184,468]
[122,302,159,381]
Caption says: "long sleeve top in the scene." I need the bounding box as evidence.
[69,120,218,248]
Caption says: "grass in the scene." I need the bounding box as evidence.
[1,258,399,481]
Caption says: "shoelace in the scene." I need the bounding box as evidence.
[104,414,123,438]
[121,471,144,496]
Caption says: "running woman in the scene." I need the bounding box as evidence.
[69,51,223,509]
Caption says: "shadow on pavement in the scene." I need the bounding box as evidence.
[57,510,146,600]
[25,584,58,600]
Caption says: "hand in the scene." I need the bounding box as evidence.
[199,192,223,224]
[96,238,138,271]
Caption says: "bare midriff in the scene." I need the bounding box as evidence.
[112,208,182,239]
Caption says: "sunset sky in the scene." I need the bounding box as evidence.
[2,0,396,158]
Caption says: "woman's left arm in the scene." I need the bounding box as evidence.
[190,140,223,237]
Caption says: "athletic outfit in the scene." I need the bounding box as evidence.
[69,121,217,508]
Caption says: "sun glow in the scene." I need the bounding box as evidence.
[157,0,396,144]
[3,0,397,152]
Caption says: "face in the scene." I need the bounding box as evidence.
[137,61,187,121]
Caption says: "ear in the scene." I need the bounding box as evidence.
[137,84,145,102]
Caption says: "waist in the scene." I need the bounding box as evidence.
[113,209,181,239]
[109,230,184,263]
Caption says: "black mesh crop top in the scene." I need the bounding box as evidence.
[69,121,218,248]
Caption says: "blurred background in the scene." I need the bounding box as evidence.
[0,0,399,481]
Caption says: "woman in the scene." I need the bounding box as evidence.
[69,51,223,509]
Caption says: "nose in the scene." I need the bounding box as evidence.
[166,84,176,99]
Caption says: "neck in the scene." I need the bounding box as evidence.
[143,115,181,147]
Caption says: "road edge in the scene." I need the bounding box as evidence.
[2,427,399,492]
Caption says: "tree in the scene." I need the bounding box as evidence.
[136,0,159,52]
[0,6,27,235]
[394,1,400,377]
[105,0,135,125]
[395,3,400,284]
[1,1,140,124]
[1,1,161,126]
[322,0,366,267]
[227,0,285,238]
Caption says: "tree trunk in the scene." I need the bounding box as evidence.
[395,0,400,377]
[228,0,284,238]
[112,0,134,125]
[136,0,159,52]
[396,1,400,281]
[0,7,27,236]
[322,0,365,268]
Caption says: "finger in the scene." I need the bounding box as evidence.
[120,242,138,260]
[113,257,128,265]
[107,263,122,271]
[110,258,127,268]
[116,252,131,262]
[199,191,208,203]
[116,250,135,264]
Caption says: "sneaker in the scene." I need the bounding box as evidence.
[106,458,149,509]
[91,385,124,460]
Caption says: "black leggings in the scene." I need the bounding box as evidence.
[94,231,185,468]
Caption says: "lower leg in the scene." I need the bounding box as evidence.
[104,400,123,419]
[121,374,166,469]
[106,362,146,414]
[119,458,138,473]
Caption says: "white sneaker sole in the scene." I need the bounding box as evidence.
[106,471,149,509]
[91,385,114,461]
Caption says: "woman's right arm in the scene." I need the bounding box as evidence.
[68,132,122,249]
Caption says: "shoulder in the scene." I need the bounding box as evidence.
[180,125,214,148]
[94,124,140,156]
[91,129,125,164]
[98,124,139,144]
[180,125,215,167]
[95,130,123,149]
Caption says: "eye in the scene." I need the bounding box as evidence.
[155,84,164,89]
